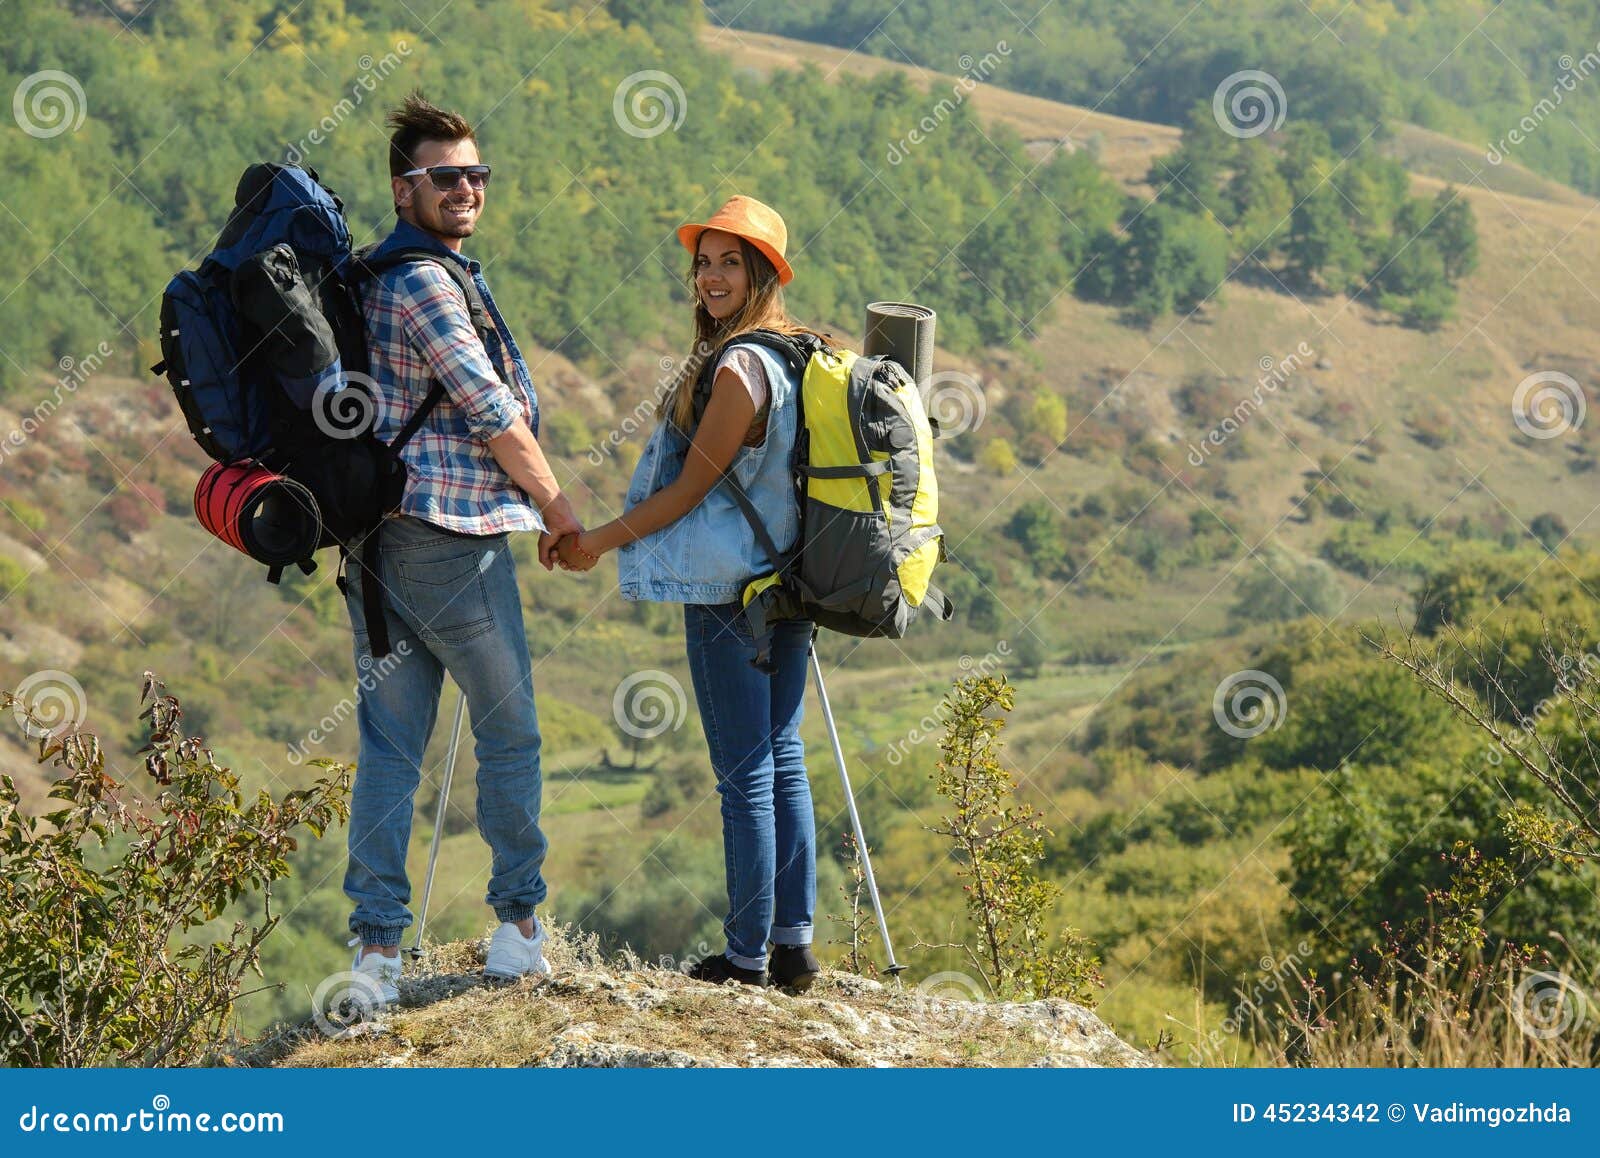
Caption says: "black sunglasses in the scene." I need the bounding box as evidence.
[400,164,492,191]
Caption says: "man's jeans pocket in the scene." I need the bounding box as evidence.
[395,549,496,645]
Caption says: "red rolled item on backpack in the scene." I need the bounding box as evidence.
[193,461,322,565]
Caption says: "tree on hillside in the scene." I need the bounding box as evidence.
[724,0,1600,200]
[979,438,1018,476]
[1336,153,1412,258]
[1529,512,1569,555]
[1253,656,1466,773]
[1115,203,1229,324]
[956,192,1072,341]
[1292,57,1394,152]
[1006,498,1070,577]
[2,0,1118,395]
[1227,549,1341,625]
[1426,189,1480,283]
[1167,209,1231,312]
[1028,391,1069,445]
[604,0,698,28]
[1276,123,1339,199]
[1225,141,1293,262]
[1033,150,1125,268]
[1371,202,1458,330]
[1148,101,1238,222]
[1285,187,1365,293]
[1284,752,1598,978]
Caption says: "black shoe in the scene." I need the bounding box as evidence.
[685,953,766,987]
[769,944,821,993]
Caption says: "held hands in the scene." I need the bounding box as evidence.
[555,531,600,572]
[532,491,602,573]
[537,493,584,572]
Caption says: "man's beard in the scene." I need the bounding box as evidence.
[425,202,477,237]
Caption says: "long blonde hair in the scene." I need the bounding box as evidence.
[665,236,817,431]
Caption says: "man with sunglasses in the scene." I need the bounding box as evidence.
[342,92,580,999]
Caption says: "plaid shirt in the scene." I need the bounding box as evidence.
[360,221,544,536]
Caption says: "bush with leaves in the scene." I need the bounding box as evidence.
[1005,498,1069,578]
[0,673,350,1066]
[1226,549,1341,624]
[926,675,1102,1004]
[1383,623,1600,873]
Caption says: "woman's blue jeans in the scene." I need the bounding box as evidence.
[341,514,547,946]
[684,601,816,970]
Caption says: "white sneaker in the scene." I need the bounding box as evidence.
[484,920,551,979]
[348,938,402,1005]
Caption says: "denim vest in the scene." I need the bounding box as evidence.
[618,342,799,604]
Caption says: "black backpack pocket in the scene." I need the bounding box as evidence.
[231,244,342,410]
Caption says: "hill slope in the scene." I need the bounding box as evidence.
[701,23,1181,188]
[713,0,1600,197]
[696,24,1600,652]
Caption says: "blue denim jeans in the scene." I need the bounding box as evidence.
[684,602,815,970]
[342,514,547,946]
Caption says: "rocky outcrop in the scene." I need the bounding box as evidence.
[251,931,1153,1069]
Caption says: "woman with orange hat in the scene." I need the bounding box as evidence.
[557,196,825,990]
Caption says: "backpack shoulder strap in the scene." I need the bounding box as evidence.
[352,245,493,341]
[722,476,786,570]
[701,328,817,388]
[348,246,486,456]
[704,330,828,671]
[691,327,818,426]
[679,329,825,593]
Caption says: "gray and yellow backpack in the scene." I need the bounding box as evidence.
[694,329,955,668]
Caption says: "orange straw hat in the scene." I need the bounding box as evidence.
[677,195,794,286]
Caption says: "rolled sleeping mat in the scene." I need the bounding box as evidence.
[194,461,322,566]
[864,301,936,389]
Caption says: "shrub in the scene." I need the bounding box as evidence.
[927,675,1102,1003]
[1028,392,1068,444]
[1529,512,1568,554]
[1005,499,1068,576]
[1018,430,1058,465]
[1078,552,1145,600]
[639,755,710,819]
[0,673,350,1065]
[104,492,152,539]
[978,438,1017,476]
[1228,550,1341,623]
[1406,408,1456,449]
[0,554,27,596]
[5,499,46,533]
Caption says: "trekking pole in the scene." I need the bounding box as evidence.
[809,637,906,981]
[408,686,467,960]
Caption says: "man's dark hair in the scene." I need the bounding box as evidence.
[387,91,476,177]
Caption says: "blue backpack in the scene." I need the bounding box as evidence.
[152,162,493,656]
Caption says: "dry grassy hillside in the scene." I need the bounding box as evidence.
[700,23,1600,615]
[701,23,1181,188]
